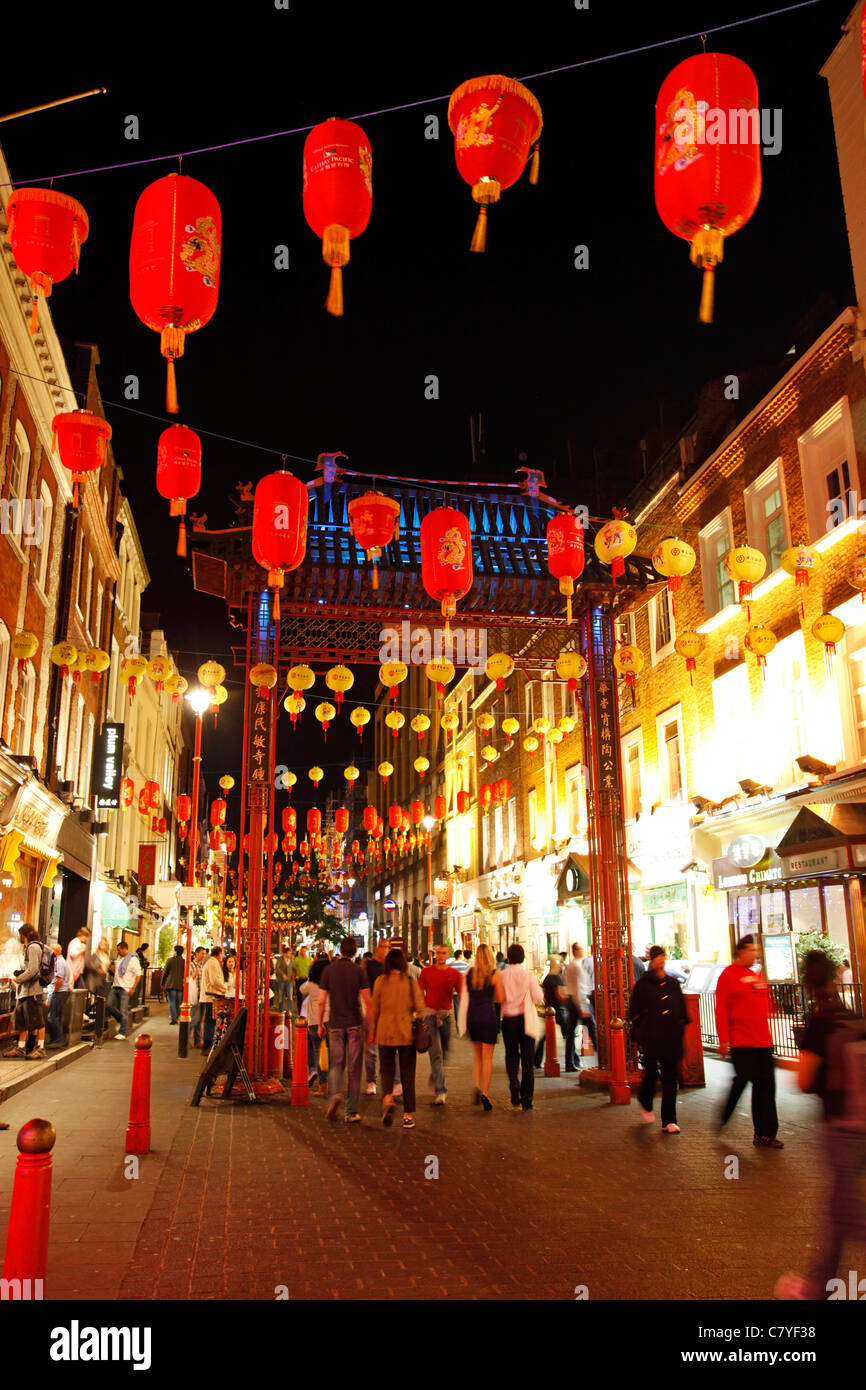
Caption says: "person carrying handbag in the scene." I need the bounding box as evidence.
[368,948,425,1129]
[499,943,544,1111]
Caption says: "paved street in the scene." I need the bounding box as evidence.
[0,1005,836,1301]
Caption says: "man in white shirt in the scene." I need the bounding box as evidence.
[200,947,227,1049]
[66,927,89,988]
[106,941,142,1040]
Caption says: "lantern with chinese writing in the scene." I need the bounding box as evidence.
[502,716,519,747]
[812,614,845,675]
[548,728,563,747]
[309,766,323,789]
[284,771,297,797]
[335,807,349,835]
[363,806,377,833]
[219,775,235,794]
[485,652,514,689]
[129,173,221,412]
[388,804,403,830]
[282,806,297,833]
[138,787,151,817]
[385,710,405,739]
[347,491,400,589]
[223,831,237,855]
[477,712,495,737]
[433,795,446,820]
[456,790,471,815]
[120,778,134,808]
[410,714,430,743]
[156,424,201,556]
[523,735,539,761]
[52,409,112,508]
[350,706,370,740]
[287,664,315,697]
[481,745,497,766]
[379,661,408,704]
[480,784,494,809]
[675,630,704,685]
[426,659,456,703]
[284,694,306,727]
[848,555,866,604]
[409,800,424,827]
[547,514,585,622]
[613,645,644,707]
[252,471,308,619]
[83,648,110,688]
[303,117,372,316]
[143,780,160,811]
[120,655,148,705]
[282,833,296,856]
[744,626,777,680]
[198,661,226,701]
[556,651,587,714]
[441,710,459,746]
[420,508,473,635]
[655,53,761,322]
[147,655,171,700]
[724,545,766,621]
[351,839,360,859]
[165,672,188,704]
[325,664,353,708]
[344,765,360,786]
[50,641,77,680]
[176,793,191,823]
[532,716,550,741]
[210,798,227,828]
[652,536,696,612]
[307,808,322,840]
[315,701,336,740]
[7,187,89,335]
[559,715,576,735]
[594,518,637,588]
[414,755,430,780]
[378,761,393,784]
[448,75,542,252]
[69,651,88,688]
[781,545,819,618]
[250,664,278,700]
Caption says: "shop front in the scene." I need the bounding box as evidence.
[475,862,523,956]
[0,774,65,949]
[626,802,694,958]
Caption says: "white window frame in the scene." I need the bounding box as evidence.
[656,704,686,804]
[14,661,35,757]
[525,682,535,728]
[507,797,517,859]
[83,555,94,640]
[744,460,790,573]
[5,424,31,562]
[699,507,736,618]
[621,730,644,822]
[565,762,585,836]
[66,693,84,786]
[763,630,813,789]
[712,663,754,795]
[34,480,53,597]
[481,811,489,868]
[615,613,635,648]
[798,397,860,543]
[79,711,95,802]
[649,588,676,666]
[55,676,71,774]
[493,803,503,863]
[528,788,538,844]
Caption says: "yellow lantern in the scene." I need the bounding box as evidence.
[325,664,354,707]
[548,727,563,746]
[485,652,514,689]
[378,760,394,784]
[426,658,455,701]
[308,766,324,788]
[674,630,704,685]
[414,755,430,780]
[219,775,235,793]
[556,651,587,714]
[83,647,110,688]
[502,715,520,747]
[523,735,539,760]
[287,663,315,695]
[315,700,337,740]
[724,545,766,620]
[847,555,866,604]
[477,712,495,734]
[744,626,777,679]
[211,684,228,725]
[147,655,171,696]
[69,650,89,688]
[385,709,405,739]
[250,663,278,699]
[441,710,459,745]
[379,661,408,703]
[613,645,644,707]
[11,631,38,673]
[164,672,188,705]
[480,744,498,764]
[651,536,696,608]
[812,614,845,674]
[781,545,819,617]
[198,660,226,696]
[120,655,148,704]
[532,715,550,740]
[50,641,77,679]
[594,518,637,585]
[559,714,576,734]
[282,770,298,795]
[411,713,431,742]
[284,693,306,726]
[350,706,371,741]
[344,765,360,784]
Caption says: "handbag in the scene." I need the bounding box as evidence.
[523,986,542,1041]
[409,980,430,1052]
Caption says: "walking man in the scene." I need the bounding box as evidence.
[629,946,689,1132]
[716,934,783,1148]
[46,944,71,1048]
[319,937,370,1123]
[106,940,142,1040]
[161,944,185,1024]
[419,944,464,1104]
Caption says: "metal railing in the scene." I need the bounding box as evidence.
[697,982,864,1060]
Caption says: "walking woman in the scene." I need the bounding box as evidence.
[461,943,504,1111]
[368,947,424,1129]
[500,943,544,1110]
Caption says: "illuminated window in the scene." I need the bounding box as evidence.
[507,798,517,858]
[494,804,503,862]
[650,590,675,664]
[764,630,810,787]
[565,762,587,833]
[798,398,860,541]
[621,735,643,821]
[36,481,52,592]
[0,621,8,736]
[712,664,753,792]
[699,509,735,616]
[745,462,788,571]
[528,788,538,842]
[15,663,35,757]
[657,706,685,802]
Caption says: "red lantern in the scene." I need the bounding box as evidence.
[363,806,377,833]
[274,861,283,882]
[383,837,392,856]
[176,794,191,823]
[410,800,424,826]
[303,118,372,316]
[351,839,360,858]
[480,784,493,809]
[547,514,585,623]
[457,790,471,815]
[129,173,222,413]
[420,508,473,632]
[210,798,226,828]
[335,807,349,835]
[7,188,89,335]
[433,796,446,821]
[252,471,308,619]
[223,832,237,855]
[495,777,511,804]
[138,788,151,817]
[120,778,134,808]
[282,806,297,833]
[156,424,201,557]
[376,817,384,839]
[447,76,542,252]
[264,831,278,856]
[655,53,761,323]
[306,808,322,840]
[281,833,291,855]
[51,410,112,509]
[144,780,160,810]
[178,822,188,841]
[389,805,403,830]
[347,492,400,590]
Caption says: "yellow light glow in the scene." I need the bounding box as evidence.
[813,516,862,554]
[697,602,740,636]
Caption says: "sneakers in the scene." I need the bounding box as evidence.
[366,1082,377,1095]
[754,1136,784,1148]
[345,1113,361,1125]
[402,1115,416,1128]
[28,1047,47,1060]
[434,1093,446,1105]
[382,1099,395,1127]
[325,1095,343,1122]
[661,1123,681,1133]
[1,1046,25,1059]
[115,1034,127,1041]
[639,1106,655,1124]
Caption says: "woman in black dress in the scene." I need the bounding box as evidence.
[462,944,505,1110]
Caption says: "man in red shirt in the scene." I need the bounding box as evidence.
[419,945,464,1104]
[715,935,783,1148]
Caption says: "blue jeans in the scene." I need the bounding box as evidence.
[107,986,130,1033]
[327,1025,363,1116]
[47,989,69,1045]
[166,989,182,1023]
[274,980,292,1014]
[425,1011,451,1094]
[202,1002,215,1048]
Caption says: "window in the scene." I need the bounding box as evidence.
[699,509,736,616]
[83,556,94,638]
[649,589,675,663]
[621,734,643,821]
[7,424,30,507]
[712,664,754,794]
[36,481,52,592]
[565,763,586,834]
[56,677,71,773]
[15,663,35,757]
[79,711,95,802]
[745,463,788,571]
[67,694,84,786]
[798,398,859,541]
[542,681,555,727]
[763,631,812,788]
[657,706,685,802]
[507,798,517,858]
[93,581,103,647]
[494,804,503,863]
[481,812,489,868]
[615,613,635,648]
[528,788,538,843]
[525,682,535,728]
[0,621,9,738]
[842,618,866,764]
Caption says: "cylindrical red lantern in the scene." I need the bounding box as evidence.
[388,805,403,830]
[307,807,323,838]
[496,777,511,804]
[264,831,278,856]
[51,410,112,509]
[410,800,424,826]
[303,118,372,316]
[335,807,349,835]
[447,76,542,252]
[363,806,377,833]
[351,839,360,858]
[547,514,585,623]
[210,798,226,828]
[7,188,89,334]
[252,471,308,619]
[655,53,761,323]
[420,508,473,632]
[129,173,222,412]
[433,796,446,821]
[143,780,160,811]
[120,778,134,808]
[480,785,493,809]
[138,788,150,817]
[156,424,201,557]
[457,790,471,815]
[376,817,384,839]
[223,831,237,855]
[347,491,400,590]
[281,806,297,833]
[178,822,188,841]
[176,793,191,823]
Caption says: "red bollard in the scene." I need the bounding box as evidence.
[125,1034,152,1154]
[608,1018,631,1105]
[543,1007,561,1077]
[291,1019,309,1106]
[2,1118,55,1291]
[267,1010,286,1081]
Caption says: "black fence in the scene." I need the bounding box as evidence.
[697,982,864,1060]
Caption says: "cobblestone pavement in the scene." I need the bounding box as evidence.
[0,1006,839,1301]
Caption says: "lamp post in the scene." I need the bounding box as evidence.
[178,686,211,1058]
[422,815,435,949]
[345,875,355,934]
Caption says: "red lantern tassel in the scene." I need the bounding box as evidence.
[528,143,540,185]
[177,519,187,557]
[323,224,350,317]
[470,205,488,254]
[165,358,178,415]
[29,286,38,336]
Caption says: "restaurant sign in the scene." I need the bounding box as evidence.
[712,850,783,891]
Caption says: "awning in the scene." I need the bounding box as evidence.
[0,828,61,890]
[99,890,132,930]
[557,853,642,903]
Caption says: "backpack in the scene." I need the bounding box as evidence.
[37,943,54,987]
[824,1017,866,1132]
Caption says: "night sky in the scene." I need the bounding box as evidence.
[0,0,856,811]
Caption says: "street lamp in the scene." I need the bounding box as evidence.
[178,685,212,1058]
